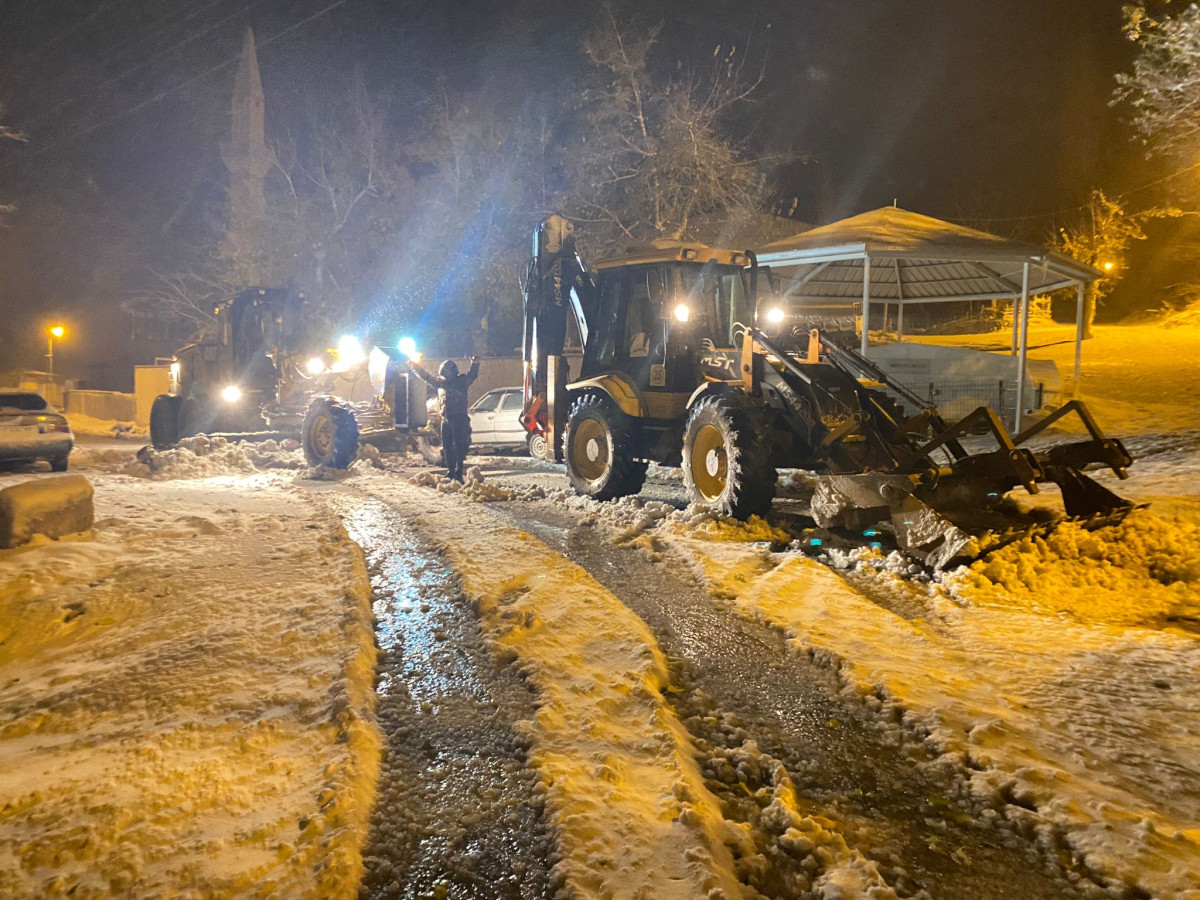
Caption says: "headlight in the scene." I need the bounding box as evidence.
[766,307,785,324]
[335,335,366,369]
[306,357,327,375]
[398,336,418,359]
[673,303,691,323]
[221,385,242,403]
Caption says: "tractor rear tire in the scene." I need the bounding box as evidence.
[149,395,183,450]
[563,393,647,501]
[682,394,777,519]
[302,397,359,469]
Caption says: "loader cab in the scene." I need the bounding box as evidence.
[582,245,755,402]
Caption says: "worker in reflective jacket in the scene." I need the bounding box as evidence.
[409,356,479,482]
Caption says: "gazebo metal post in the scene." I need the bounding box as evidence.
[1014,262,1031,432]
[1010,300,1020,355]
[1074,281,1085,399]
[861,256,871,356]
[895,259,905,341]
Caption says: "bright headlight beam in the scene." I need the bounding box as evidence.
[306,357,326,375]
[766,307,785,324]
[673,303,691,323]
[221,385,242,403]
[398,336,418,359]
[334,335,367,371]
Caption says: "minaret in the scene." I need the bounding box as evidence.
[222,28,271,274]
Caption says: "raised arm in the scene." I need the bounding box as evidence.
[408,360,442,388]
[463,356,480,386]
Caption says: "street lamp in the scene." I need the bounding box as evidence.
[47,325,65,374]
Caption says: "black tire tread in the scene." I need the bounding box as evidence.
[149,394,182,450]
[302,396,360,468]
[563,393,647,501]
[682,392,777,519]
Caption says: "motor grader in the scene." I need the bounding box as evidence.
[520,215,1135,567]
[148,287,443,468]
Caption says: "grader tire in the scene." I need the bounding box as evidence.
[302,397,359,469]
[417,431,444,465]
[563,393,647,501]
[682,394,777,519]
[149,395,183,450]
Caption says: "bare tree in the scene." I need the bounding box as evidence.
[123,269,233,340]
[567,8,768,253]
[1114,3,1200,163]
[1055,189,1178,336]
[0,104,28,221]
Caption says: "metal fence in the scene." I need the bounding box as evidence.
[888,377,1044,426]
[65,390,137,422]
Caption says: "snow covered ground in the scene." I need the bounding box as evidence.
[0,465,379,899]
[0,320,1196,898]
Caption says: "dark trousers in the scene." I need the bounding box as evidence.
[442,416,471,480]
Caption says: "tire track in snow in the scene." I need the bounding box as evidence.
[495,502,1102,900]
[315,492,554,900]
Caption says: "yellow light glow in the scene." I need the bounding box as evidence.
[49,325,65,338]
[1103,261,1114,271]
[331,335,366,372]
[673,303,691,323]
[221,385,242,403]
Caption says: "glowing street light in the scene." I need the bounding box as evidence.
[46,325,66,375]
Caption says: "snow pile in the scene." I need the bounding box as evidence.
[65,413,146,439]
[366,479,746,899]
[0,478,380,898]
[75,436,308,480]
[0,475,94,548]
[946,509,1200,627]
[657,522,1200,898]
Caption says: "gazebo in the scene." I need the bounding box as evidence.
[755,206,1101,429]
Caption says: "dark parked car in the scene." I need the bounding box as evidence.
[0,390,73,471]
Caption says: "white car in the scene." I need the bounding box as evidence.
[468,387,539,456]
[0,390,74,471]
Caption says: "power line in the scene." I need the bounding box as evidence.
[30,0,352,155]
[24,0,239,111]
[26,0,274,135]
[954,159,1200,228]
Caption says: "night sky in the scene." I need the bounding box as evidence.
[0,0,1158,383]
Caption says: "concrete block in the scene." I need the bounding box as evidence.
[0,475,95,549]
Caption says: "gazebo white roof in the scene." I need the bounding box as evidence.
[754,206,1101,430]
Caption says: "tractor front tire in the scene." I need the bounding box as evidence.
[149,394,183,450]
[563,393,647,501]
[682,395,777,519]
[302,397,360,469]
